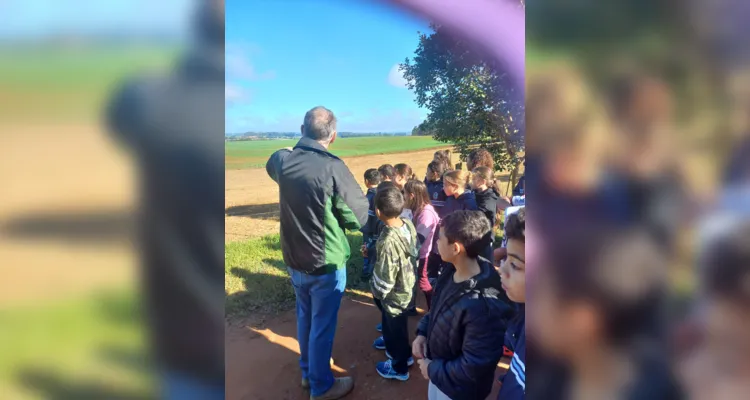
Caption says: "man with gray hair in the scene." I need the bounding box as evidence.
[267,106,369,400]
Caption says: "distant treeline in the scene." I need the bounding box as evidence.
[226,131,412,141]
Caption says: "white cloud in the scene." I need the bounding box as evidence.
[226,44,276,81]
[225,83,251,105]
[387,63,407,88]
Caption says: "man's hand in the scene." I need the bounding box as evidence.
[417,358,432,380]
[360,245,367,257]
[412,335,427,359]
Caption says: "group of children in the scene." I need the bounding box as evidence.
[359,148,526,400]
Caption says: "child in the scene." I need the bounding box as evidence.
[425,160,448,218]
[404,179,440,310]
[466,148,494,171]
[528,227,682,400]
[680,220,750,399]
[360,168,382,279]
[442,170,478,216]
[370,185,418,381]
[471,166,500,262]
[493,204,525,266]
[394,164,415,221]
[497,209,525,400]
[378,164,395,182]
[413,210,510,400]
[433,150,452,171]
[394,163,417,190]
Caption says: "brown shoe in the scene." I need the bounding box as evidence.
[310,377,354,400]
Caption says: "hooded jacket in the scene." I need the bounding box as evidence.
[498,305,525,400]
[370,218,418,315]
[442,190,479,217]
[417,260,513,400]
[414,204,440,259]
[361,187,379,240]
[266,137,369,274]
[425,178,448,218]
[474,187,500,228]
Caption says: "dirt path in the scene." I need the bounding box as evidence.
[226,295,508,400]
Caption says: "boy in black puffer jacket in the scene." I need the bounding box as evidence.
[412,211,513,400]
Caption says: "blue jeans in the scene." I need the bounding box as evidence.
[161,371,224,400]
[288,267,347,397]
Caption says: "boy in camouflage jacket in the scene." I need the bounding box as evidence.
[370,183,418,381]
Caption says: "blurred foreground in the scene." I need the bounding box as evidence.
[0,1,224,399]
[526,1,750,399]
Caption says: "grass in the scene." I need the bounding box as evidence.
[225,136,449,169]
[0,46,179,122]
[225,232,373,319]
[225,229,506,320]
[0,290,153,399]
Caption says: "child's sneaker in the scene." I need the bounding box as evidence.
[376,323,382,332]
[385,351,414,366]
[376,359,409,381]
[373,336,386,350]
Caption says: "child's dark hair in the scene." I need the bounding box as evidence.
[505,208,525,243]
[404,179,431,215]
[364,168,382,186]
[467,148,494,171]
[440,210,492,258]
[374,185,404,219]
[427,160,447,181]
[543,226,666,345]
[702,221,750,307]
[394,163,417,180]
[378,164,395,181]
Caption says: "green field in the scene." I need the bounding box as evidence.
[0,290,153,399]
[0,46,179,121]
[226,136,448,169]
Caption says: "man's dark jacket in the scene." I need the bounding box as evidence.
[417,260,514,400]
[106,45,225,384]
[267,137,369,274]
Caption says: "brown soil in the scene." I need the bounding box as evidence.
[226,294,509,400]
[0,124,136,306]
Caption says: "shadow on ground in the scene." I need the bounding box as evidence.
[226,232,372,322]
[0,208,133,246]
[225,203,280,220]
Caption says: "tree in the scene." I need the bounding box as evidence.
[400,23,524,183]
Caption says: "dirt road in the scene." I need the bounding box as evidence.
[226,295,508,400]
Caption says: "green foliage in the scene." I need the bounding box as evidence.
[400,25,524,173]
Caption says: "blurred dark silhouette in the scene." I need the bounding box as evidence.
[105,0,225,398]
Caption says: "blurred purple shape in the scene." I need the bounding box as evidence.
[384,0,525,91]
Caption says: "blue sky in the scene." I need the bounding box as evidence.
[0,0,191,38]
[226,0,432,133]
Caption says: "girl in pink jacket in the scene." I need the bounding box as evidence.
[404,180,440,309]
